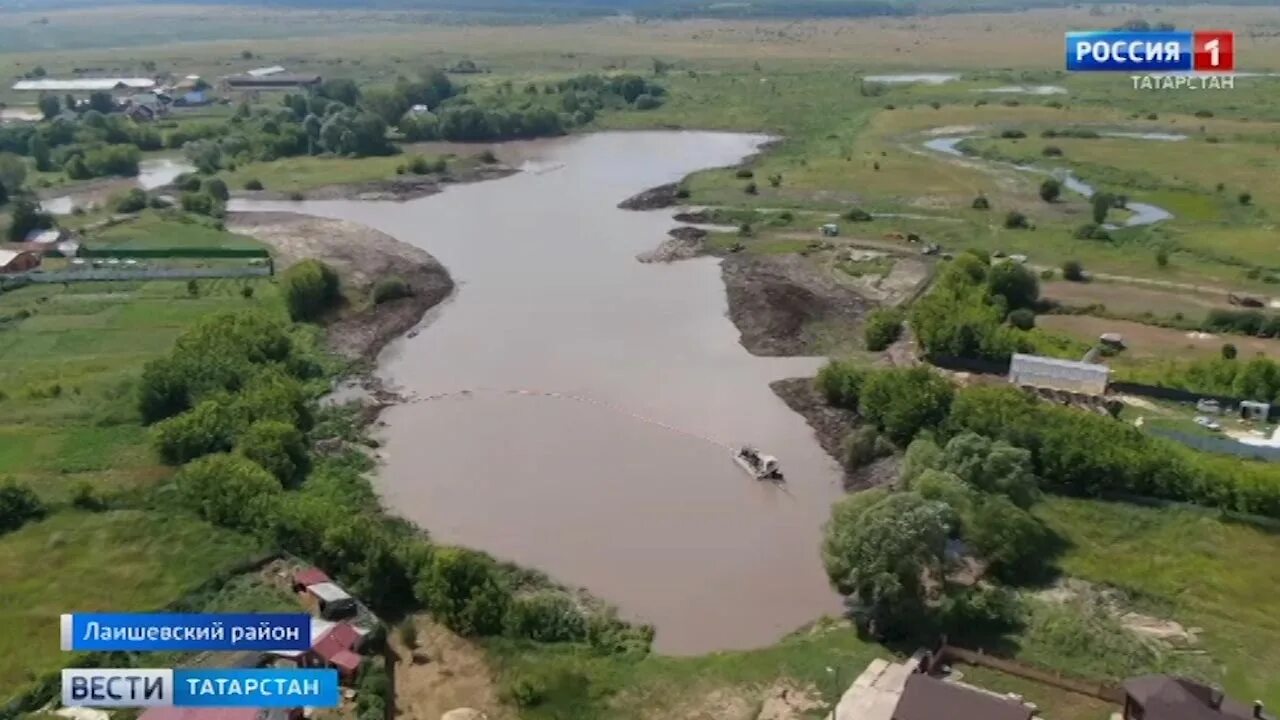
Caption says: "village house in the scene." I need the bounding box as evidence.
[305,581,357,620]
[834,654,1034,720]
[0,248,41,274]
[222,73,322,91]
[1122,675,1271,720]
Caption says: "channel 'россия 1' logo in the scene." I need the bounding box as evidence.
[1066,30,1235,72]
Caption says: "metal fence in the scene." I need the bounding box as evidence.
[11,266,272,284]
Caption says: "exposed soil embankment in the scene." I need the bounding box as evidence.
[637,226,708,263]
[618,182,681,210]
[770,378,901,490]
[721,254,872,356]
[235,164,517,203]
[227,212,453,361]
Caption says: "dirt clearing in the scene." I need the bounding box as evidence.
[1038,314,1280,362]
[388,617,512,720]
[227,212,454,361]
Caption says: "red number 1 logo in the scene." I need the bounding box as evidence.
[1194,30,1235,72]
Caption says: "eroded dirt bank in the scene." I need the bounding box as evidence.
[720,254,872,357]
[227,211,453,361]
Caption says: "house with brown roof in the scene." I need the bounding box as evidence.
[894,673,1033,720]
[304,622,364,682]
[1123,675,1271,720]
[835,655,1034,720]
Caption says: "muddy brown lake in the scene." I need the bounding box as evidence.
[234,131,847,654]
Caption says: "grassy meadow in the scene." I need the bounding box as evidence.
[0,510,267,699]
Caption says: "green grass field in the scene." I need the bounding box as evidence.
[1036,496,1280,706]
[0,277,281,501]
[0,510,266,700]
[218,155,409,194]
[90,211,265,251]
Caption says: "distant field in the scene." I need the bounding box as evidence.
[218,154,408,194]
[1038,314,1280,361]
[0,510,265,700]
[1041,279,1232,322]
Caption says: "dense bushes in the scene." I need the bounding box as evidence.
[863,307,904,351]
[416,548,512,637]
[910,260,1033,362]
[175,453,282,532]
[114,188,148,213]
[504,592,588,642]
[1122,355,1280,402]
[0,481,46,535]
[237,420,309,487]
[281,259,341,322]
[816,360,866,410]
[947,385,1280,517]
[859,366,954,445]
[137,310,303,423]
[372,277,413,305]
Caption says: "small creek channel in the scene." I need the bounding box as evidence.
[232,131,848,654]
[44,157,195,215]
[921,132,1180,227]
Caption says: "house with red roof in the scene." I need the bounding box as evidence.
[303,622,365,682]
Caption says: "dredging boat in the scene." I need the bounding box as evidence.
[734,445,783,481]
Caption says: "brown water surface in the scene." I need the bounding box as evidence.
[234,131,846,653]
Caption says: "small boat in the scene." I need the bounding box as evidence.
[734,445,783,481]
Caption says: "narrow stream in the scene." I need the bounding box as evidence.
[921,133,1176,227]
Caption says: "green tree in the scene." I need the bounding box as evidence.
[361,87,409,126]
[941,432,1040,508]
[115,188,148,213]
[1222,343,1238,360]
[1008,308,1035,330]
[152,397,240,465]
[1090,192,1113,224]
[204,177,229,202]
[1062,260,1085,282]
[88,91,115,114]
[317,78,361,106]
[859,367,954,445]
[864,307,905,351]
[987,261,1039,310]
[236,420,309,487]
[822,491,952,637]
[281,259,341,322]
[6,196,52,242]
[174,453,282,531]
[1156,247,1169,268]
[901,435,945,487]
[0,152,27,193]
[965,495,1054,582]
[38,93,61,120]
[0,481,46,535]
[26,134,50,173]
[815,360,866,410]
[416,548,511,637]
[1038,178,1061,203]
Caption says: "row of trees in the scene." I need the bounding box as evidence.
[817,361,1280,518]
[1122,355,1280,403]
[0,109,157,182]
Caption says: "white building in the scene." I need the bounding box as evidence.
[1008,353,1110,395]
[12,78,155,92]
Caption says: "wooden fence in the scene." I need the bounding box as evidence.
[936,644,1127,704]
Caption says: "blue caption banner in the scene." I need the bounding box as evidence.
[1066,31,1193,71]
[174,669,339,708]
[62,613,312,652]
[63,669,340,708]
